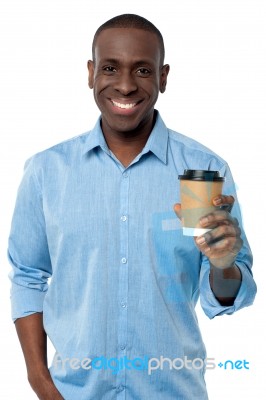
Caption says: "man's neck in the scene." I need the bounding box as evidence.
[105,133,150,167]
[101,113,156,167]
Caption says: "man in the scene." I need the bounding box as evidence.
[8,14,256,400]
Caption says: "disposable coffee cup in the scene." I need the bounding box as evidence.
[178,170,225,236]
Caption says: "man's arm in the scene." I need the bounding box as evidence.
[15,313,64,400]
[209,263,242,306]
[174,194,249,306]
[8,157,63,398]
[195,195,243,305]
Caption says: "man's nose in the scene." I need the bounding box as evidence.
[113,71,137,95]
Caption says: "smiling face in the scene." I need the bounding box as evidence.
[88,28,169,137]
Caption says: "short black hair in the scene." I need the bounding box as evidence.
[92,14,165,64]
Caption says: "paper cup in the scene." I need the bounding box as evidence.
[178,170,225,236]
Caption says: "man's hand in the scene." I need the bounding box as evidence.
[29,370,65,400]
[15,313,64,400]
[174,195,243,305]
[174,195,242,268]
[194,195,242,269]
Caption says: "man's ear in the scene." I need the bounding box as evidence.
[87,60,94,89]
[160,64,170,93]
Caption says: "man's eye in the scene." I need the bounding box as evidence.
[136,68,151,76]
[103,66,116,73]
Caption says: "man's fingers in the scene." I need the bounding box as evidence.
[213,195,235,206]
[198,223,241,243]
[213,195,235,213]
[199,210,235,227]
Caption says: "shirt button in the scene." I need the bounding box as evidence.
[121,257,127,264]
[120,301,127,308]
[121,215,127,222]
[116,385,124,392]
[120,344,126,350]
[123,173,128,178]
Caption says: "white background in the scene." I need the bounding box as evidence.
[0,0,265,398]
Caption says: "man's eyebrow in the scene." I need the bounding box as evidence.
[132,60,154,67]
[98,58,155,66]
[99,58,119,65]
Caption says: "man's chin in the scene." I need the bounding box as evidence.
[101,110,154,136]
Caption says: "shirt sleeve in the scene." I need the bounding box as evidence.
[8,156,52,321]
[199,164,257,319]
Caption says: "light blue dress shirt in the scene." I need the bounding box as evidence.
[8,111,256,400]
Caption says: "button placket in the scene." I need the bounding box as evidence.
[116,169,130,397]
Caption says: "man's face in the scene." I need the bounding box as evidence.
[88,28,169,136]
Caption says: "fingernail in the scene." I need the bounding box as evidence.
[200,217,209,226]
[213,197,222,205]
[196,236,206,245]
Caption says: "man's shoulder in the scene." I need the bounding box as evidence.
[27,130,92,166]
[168,128,221,157]
[41,130,92,156]
[167,128,227,167]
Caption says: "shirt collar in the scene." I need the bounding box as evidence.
[141,111,168,164]
[84,110,168,164]
[84,117,110,154]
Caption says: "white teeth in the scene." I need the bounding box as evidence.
[112,101,136,109]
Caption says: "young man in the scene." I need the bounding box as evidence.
[8,14,256,400]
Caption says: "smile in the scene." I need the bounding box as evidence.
[111,100,137,109]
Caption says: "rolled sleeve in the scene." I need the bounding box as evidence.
[200,260,257,319]
[8,156,52,321]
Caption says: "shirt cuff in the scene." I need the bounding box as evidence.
[200,262,257,319]
[10,283,46,322]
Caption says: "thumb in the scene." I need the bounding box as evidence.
[173,203,182,220]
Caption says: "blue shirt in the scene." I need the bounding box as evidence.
[8,111,256,400]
